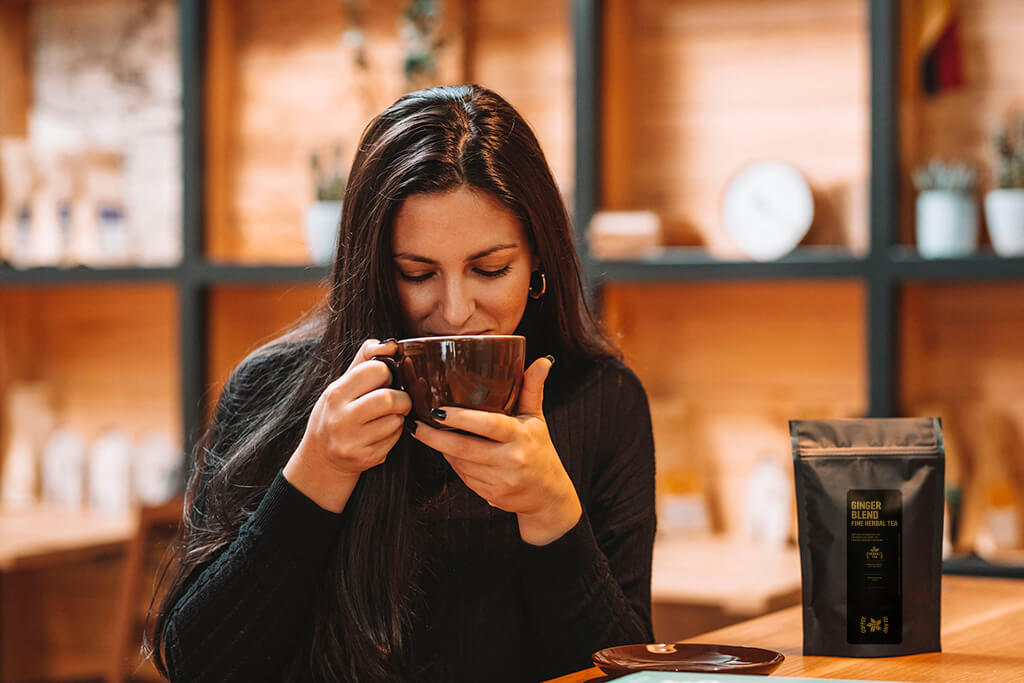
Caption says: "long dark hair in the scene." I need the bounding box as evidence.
[151,84,614,680]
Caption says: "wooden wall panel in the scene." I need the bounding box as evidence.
[602,0,870,255]
[0,289,35,474]
[901,283,1024,552]
[0,285,179,444]
[468,0,573,199]
[604,280,866,534]
[206,0,570,264]
[205,0,238,261]
[0,0,29,138]
[902,283,1024,406]
[206,283,325,402]
[604,281,865,403]
[206,0,468,263]
[899,0,1024,244]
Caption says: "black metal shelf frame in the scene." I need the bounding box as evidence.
[8,247,1024,287]
[889,248,1024,280]
[572,0,1022,421]
[572,0,905,417]
[6,0,1024,478]
[7,248,1024,287]
[164,0,1024,585]
[179,0,206,461]
[865,0,900,419]
[195,263,330,285]
[0,264,182,285]
[587,247,868,282]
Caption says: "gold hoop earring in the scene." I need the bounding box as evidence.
[528,271,546,299]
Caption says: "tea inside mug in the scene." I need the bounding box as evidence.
[393,335,526,428]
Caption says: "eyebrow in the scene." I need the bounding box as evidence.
[393,243,519,265]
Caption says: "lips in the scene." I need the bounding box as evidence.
[424,330,489,336]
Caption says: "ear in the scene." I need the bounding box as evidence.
[530,249,540,272]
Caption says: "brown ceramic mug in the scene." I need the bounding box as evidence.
[375,335,526,429]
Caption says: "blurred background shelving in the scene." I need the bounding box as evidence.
[573,3,1024,626]
[2,0,1024,678]
[575,0,1024,601]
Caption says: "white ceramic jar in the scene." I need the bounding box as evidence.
[984,188,1024,256]
[303,200,342,266]
[916,190,978,259]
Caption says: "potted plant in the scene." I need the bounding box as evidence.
[303,145,346,266]
[913,160,979,259]
[985,115,1024,256]
[400,0,444,89]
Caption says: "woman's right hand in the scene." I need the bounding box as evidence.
[283,338,411,512]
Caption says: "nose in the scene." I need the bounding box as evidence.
[440,276,474,330]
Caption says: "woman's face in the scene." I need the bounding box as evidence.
[392,186,536,337]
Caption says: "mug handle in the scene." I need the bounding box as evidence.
[371,354,404,391]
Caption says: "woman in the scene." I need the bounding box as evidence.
[152,85,655,682]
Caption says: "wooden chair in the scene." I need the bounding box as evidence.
[107,498,184,683]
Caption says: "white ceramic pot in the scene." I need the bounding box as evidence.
[916,190,978,259]
[984,188,1024,257]
[303,200,342,265]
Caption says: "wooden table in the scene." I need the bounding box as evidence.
[653,536,801,613]
[550,575,1024,682]
[0,505,136,682]
[651,535,802,641]
[0,504,135,572]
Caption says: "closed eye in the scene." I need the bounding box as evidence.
[474,265,511,278]
[397,265,512,282]
[398,270,434,282]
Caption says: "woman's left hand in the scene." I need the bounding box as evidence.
[409,356,582,546]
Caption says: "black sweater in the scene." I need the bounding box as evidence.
[163,343,656,682]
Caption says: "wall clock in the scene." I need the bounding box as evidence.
[722,161,814,261]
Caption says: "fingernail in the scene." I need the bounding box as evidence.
[405,419,418,435]
[545,354,556,365]
[382,338,397,344]
[430,408,447,421]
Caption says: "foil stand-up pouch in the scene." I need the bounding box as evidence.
[792,418,944,657]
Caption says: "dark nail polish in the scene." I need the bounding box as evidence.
[383,338,398,344]
[545,354,556,365]
[430,408,447,421]
[405,419,418,435]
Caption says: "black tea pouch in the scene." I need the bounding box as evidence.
[791,418,944,657]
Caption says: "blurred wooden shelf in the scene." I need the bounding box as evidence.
[889,248,1024,281]
[0,264,182,287]
[943,553,1024,579]
[197,262,330,285]
[588,248,1024,283]
[588,247,868,281]
[0,262,335,287]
